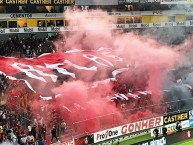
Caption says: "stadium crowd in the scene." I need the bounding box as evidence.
[0,72,68,144]
[13,4,190,13]
[0,107,45,145]
[0,35,57,58]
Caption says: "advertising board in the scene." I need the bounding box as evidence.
[1,10,193,19]
[1,21,193,34]
[163,112,189,125]
[132,137,167,145]
[132,128,193,145]
[8,13,64,19]
[189,119,193,127]
[0,0,74,5]
[160,0,193,4]
[93,116,163,143]
[150,120,190,137]
[189,110,193,127]
[0,27,66,34]
[0,10,190,19]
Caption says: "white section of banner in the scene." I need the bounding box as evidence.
[93,116,163,143]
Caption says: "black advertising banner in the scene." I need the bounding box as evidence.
[163,112,189,125]
[131,128,193,145]
[0,0,74,5]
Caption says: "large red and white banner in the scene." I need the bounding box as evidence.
[93,116,163,143]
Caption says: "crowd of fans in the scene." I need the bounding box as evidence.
[0,2,188,14]
[13,4,192,13]
[0,108,53,145]
[67,4,191,12]
[0,72,68,145]
[0,34,57,58]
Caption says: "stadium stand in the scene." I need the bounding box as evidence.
[0,34,57,57]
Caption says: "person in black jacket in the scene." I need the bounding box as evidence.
[162,126,167,136]
[41,124,46,140]
[176,121,182,132]
[153,128,159,138]
[51,126,58,142]
[31,126,36,140]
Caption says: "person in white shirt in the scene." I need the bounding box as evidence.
[12,134,18,145]
[28,124,32,135]
[20,134,27,145]
[2,112,6,124]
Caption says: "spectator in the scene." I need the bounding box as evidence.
[38,138,45,145]
[26,134,34,145]
[2,111,6,124]
[153,128,159,138]
[23,23,27,27]
[27,124,32,135]
[38,130,42,141]
[31,126,36,140]
[12,133,17,145]
[20,132,27,145]
[41,124,46,140]
[176,121,182,132]
[162,126,167,136]
[60,121,66,134]
[4,123,10,131]
[0,128,4,143]
[51,126,58,143]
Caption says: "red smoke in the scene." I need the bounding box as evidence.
[0,8,186,140]
[55,9,179,99]
[4,11,182,139]
[29,10,181,136]
[52,81,123,133]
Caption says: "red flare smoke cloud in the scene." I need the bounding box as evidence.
[28,9,183,135]
[36,10,180,133]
